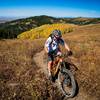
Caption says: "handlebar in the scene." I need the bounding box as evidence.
[48,51,73,58]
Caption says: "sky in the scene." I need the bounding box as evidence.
[0,0,100,18]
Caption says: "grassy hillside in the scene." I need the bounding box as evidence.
[63,24,100,99]
[0,15,100,39]
[0,39,47,99]
[0,24,100,100]
[17,23,76,39]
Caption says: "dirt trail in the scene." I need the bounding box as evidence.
[33,50,48,76]
[33,50,97,100]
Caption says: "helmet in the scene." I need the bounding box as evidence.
[52,29,62,38]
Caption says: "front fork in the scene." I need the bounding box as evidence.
[54,58,65,77]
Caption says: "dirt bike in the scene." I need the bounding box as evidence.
[50,53,77,98]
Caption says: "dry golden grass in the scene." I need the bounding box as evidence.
[0,39,47,99]
[62,24,100,99]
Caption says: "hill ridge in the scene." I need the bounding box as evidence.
[0,15,100,39]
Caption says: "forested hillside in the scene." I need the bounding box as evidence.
[0,15,100,39]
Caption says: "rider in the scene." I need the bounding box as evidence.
[44,29,72,82]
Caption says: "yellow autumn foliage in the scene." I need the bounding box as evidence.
[17,23,75,39]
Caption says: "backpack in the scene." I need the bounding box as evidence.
[49,34,53,45]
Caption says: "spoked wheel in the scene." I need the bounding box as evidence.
[58,68,76,98]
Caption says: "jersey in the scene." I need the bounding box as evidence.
[45,36,65,52]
